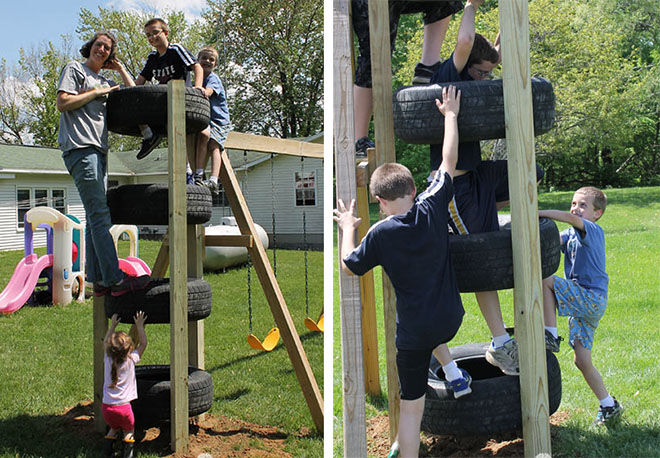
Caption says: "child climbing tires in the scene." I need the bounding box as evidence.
[393,77,555,144]
[107,85,210,136]
[421,342,562,436]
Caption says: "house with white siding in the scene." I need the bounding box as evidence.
[0,134,323,252]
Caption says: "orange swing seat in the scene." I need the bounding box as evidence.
[247,327,281,351]
[304,312,324,333]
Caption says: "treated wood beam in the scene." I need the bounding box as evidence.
[225,132,323,159]
[499,2,552,456]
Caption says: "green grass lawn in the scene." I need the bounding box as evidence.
[333,186,660,457]
[0,239,323,457]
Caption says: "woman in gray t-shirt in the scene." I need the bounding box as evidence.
[56,31,149,295]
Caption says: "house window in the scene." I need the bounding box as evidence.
[16,187,67,229]
[295,170,316,206]
[52,189,66,214]
[17,189,30,229]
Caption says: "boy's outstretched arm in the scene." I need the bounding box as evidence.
[333,199,362,276]
[539,209,585,232]
[435,85,461,178]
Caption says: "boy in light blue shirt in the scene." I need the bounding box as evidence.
[194,45,232,193]
[539,186,622,426]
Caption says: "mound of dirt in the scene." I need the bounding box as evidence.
[366,410,570,457]
[62,400,314,457]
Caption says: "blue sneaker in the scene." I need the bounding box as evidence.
[594,398,623,426]
[448,368,472,399]
[186,172,194,184]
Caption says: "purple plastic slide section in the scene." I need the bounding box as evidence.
[0,254,54,314]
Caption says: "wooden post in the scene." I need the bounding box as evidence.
[218,149,324,433]
[334,0,367,454]
[151,230,169,278]
[93,295,107,432]
[167,79,189,453]
[499,2,552,456]
[356,161,381,396]
[187,224,204,369]
[367,0,399,442]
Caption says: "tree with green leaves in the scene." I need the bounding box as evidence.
[203,0,323,138]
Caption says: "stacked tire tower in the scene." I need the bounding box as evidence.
[105,86,215,426]
[393,79,562,435]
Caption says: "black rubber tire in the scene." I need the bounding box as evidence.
[421,342,562,436]
[104,278,212,323]
[107,85,210,136]
[450,217,561,293]
[132,365,213,424]
[393,77,555,144]
[107,183,212,225]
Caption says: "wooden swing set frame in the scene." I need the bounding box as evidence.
[92,81,324,453]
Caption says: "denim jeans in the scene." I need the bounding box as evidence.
[62,147,123,286]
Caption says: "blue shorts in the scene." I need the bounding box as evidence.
[446,161,544,234]
[553,276,606,350]
[209,122,232,150]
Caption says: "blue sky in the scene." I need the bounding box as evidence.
[0,0,205,67]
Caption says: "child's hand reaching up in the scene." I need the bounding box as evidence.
[134,311,147,328]
[435,85,461,118]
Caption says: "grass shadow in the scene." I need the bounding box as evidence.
[0,406,105,457]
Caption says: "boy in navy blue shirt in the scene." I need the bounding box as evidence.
[539,187,623,426]
[134,17,204,171]
[335,86,470,457]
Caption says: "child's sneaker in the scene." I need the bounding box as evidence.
[544,330,563,353]
[104,434,118,457]
[201,179,220,195]
[486,338,520,375]
[448,368,472,398]
[355,136,374,158]
[387,440,400,458]
[136,133,162,160]
[186,172,194,185]
[193,173,205,186]
[594,398,623,426]
[411,61,442,85]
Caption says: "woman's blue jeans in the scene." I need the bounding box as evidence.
[62,147,123,286]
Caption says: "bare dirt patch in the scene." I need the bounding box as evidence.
[366,410,570,457]
[61,400,314,457]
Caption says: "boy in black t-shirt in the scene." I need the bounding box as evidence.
[134,18,204,171]
[335,86,471,458]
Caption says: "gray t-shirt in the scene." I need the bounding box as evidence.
[57,61,116,153]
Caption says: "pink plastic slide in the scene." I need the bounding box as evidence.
[0,254,53,314]
[118,256,152,277]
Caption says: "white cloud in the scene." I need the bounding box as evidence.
[106,0,206,21]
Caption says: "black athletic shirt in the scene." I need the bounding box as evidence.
[139,44,197,85]
[343,171,464,350]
